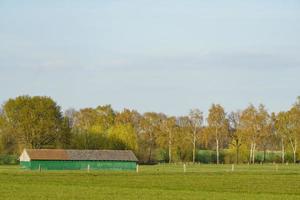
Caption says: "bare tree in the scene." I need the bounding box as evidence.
[228,111,243,164]
[207,104,228,164]
[189,109,203,163]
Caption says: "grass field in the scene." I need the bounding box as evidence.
[0,164,300,200]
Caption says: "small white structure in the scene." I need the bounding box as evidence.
[19,149,30,162]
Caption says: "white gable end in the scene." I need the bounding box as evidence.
[19,149,30,162]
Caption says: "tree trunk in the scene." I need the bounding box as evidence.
[249,143,253,164]
[281,138,285,164]
[148,146,152,163]
[236,144,239,164]
[192,130,196,163]
[168,130,172,163]
[85,131,88,149]
[289,138,297,164]
[252,143,256,164]
[292,139,297,164]
[295,140,297,163]
[263,147,266,163]
[216,138,219,164]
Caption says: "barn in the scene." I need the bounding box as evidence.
[19,149,138,171]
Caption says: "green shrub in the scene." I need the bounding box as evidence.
[0,155,19,165]
[196,150,225,164]
[196,150,294,164]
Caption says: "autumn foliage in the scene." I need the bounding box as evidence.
[1,95,300,164]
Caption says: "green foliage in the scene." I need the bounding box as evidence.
[71,130,109,150]
[137,112,164,163]
[108,124,138,151]
[196,149,292,164]
[56,117,72,148]
[227,143,251,163]
[0,155,19,165]
[1,95,300,165]
[1,96,66,150]
[197,150,224,163]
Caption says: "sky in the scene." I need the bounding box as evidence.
[0,0,300,116]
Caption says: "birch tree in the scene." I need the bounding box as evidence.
[275,112,289,163]
[240,104,269,164]
[276,105,300,163]
[189,109,203,163]
[207,104,228,164]
[159,117,177,163]
[228,111,243,164]
[257,105,272,163]
[176,116,192,161]
[139,112,161,162]
[240,105,259,164]
[289,98,300,163]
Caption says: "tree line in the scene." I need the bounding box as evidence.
[0,95,300,164]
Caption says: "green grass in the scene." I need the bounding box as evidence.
[0,164,300,200]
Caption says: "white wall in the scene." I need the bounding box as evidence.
[19,150,30,162]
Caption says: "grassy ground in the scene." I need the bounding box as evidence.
[0,164,300,200]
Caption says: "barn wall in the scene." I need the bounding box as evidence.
[20,161,31,169]
[20,160,136,171]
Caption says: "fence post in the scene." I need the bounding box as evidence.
[183,163,186,173]
[231,164,234,172]
[87,164,90,172]
[136,164,139,173]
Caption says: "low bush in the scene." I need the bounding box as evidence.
[0,155,19,165]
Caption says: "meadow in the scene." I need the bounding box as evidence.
[0,164,300,200]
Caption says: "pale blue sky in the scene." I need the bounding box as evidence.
[0,0,300,115]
